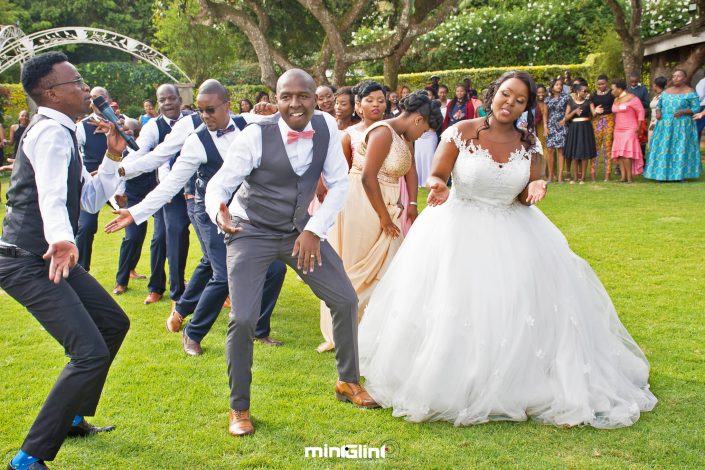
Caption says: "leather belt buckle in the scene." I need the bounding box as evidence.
[0,245,18,257]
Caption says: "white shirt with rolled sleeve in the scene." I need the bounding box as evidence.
[205,111,349,239]
[120,113,195,180]
[127,115,256,225]
[7,107,121,246]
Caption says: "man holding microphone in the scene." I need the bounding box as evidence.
[0,52,130,470]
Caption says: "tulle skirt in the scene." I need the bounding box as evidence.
[359,196,656,428]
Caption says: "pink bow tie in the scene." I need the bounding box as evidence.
[287,129,315,144]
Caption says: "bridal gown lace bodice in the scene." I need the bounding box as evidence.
[442,125,540,208]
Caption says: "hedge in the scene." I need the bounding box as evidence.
[367,54,607,93]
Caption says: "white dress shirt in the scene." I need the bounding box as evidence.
[74,112,100,152]
[128,115,257,225]
[120,113,186,183]
[9,107,121,245]
[205,111,349,238]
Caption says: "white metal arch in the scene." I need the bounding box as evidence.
[0,25,192,84]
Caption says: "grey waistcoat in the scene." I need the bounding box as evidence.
[235,114,329,233]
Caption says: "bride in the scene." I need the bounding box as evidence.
[358,71,656,429]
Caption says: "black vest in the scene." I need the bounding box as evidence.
[2,115,83,256]
[193,116,247,204]
[80,118,108,173]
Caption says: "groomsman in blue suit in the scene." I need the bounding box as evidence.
[112,84,189,305]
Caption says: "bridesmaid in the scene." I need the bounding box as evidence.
[317,90,443,352]
[647,69,702,181]
[610,79,645,183]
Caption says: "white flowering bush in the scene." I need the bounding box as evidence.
[395,0,693,73]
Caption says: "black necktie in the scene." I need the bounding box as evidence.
[169,119,177,127]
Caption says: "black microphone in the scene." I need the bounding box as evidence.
[91,95,140,151]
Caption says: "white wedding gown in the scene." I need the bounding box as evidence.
[358,126,657,429]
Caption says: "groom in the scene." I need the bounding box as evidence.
[205,69,378,437]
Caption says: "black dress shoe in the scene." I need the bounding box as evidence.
[66,418,115,437]
[7,461,50,470]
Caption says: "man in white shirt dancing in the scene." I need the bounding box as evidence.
[205,69,378,437]
[0,52,130,470]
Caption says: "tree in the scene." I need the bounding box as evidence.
[153,0,244,85]
[605,0,644,77]
[196,0,458,89]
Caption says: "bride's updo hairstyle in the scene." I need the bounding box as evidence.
[399,90,444,130]
[477,70,538,149]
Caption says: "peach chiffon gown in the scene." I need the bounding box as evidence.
[317,121,412,352]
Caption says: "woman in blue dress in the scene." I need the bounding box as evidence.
[544,78,569,182]
[645,69,702,181]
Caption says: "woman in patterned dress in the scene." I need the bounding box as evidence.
[591,75,615,181]
[647,69,702,181]
[544,78,569,182]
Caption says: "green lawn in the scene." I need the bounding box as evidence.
[1,174,704,469]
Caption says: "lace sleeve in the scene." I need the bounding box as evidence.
[440,125,463,149]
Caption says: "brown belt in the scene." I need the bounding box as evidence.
[572,117,590,122]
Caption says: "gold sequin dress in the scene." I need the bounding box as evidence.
[317,121,412,352]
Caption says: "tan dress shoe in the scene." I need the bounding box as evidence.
[228,409,254,436]
[113,284,127,295]
[144,292,163,305]
[166,310,184,333]
[182,333,203,356]
[335,380,380,408]
[129,270,146,280]
[255,336,283,347]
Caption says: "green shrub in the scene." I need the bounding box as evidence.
[366,54,603,92]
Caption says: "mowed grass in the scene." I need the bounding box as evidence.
[0,173,704,469]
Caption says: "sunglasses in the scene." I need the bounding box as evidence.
[48,77,86,89]
[197,101,229,115]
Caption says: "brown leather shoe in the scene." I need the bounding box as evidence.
[112,284,127,295]
[144,292,163,305]
[335,380,380,408]
[223,296,231,309]
[255,336,283,347]
[129,270,146,280]
[166,309,184,333]
[228,409,254,437]
[182,333,203,356]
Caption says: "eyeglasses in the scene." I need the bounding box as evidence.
[47,77,86,89]
[197,101,229,115]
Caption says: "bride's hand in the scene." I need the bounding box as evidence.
[427,179,449,206]
[526,180,548,204]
